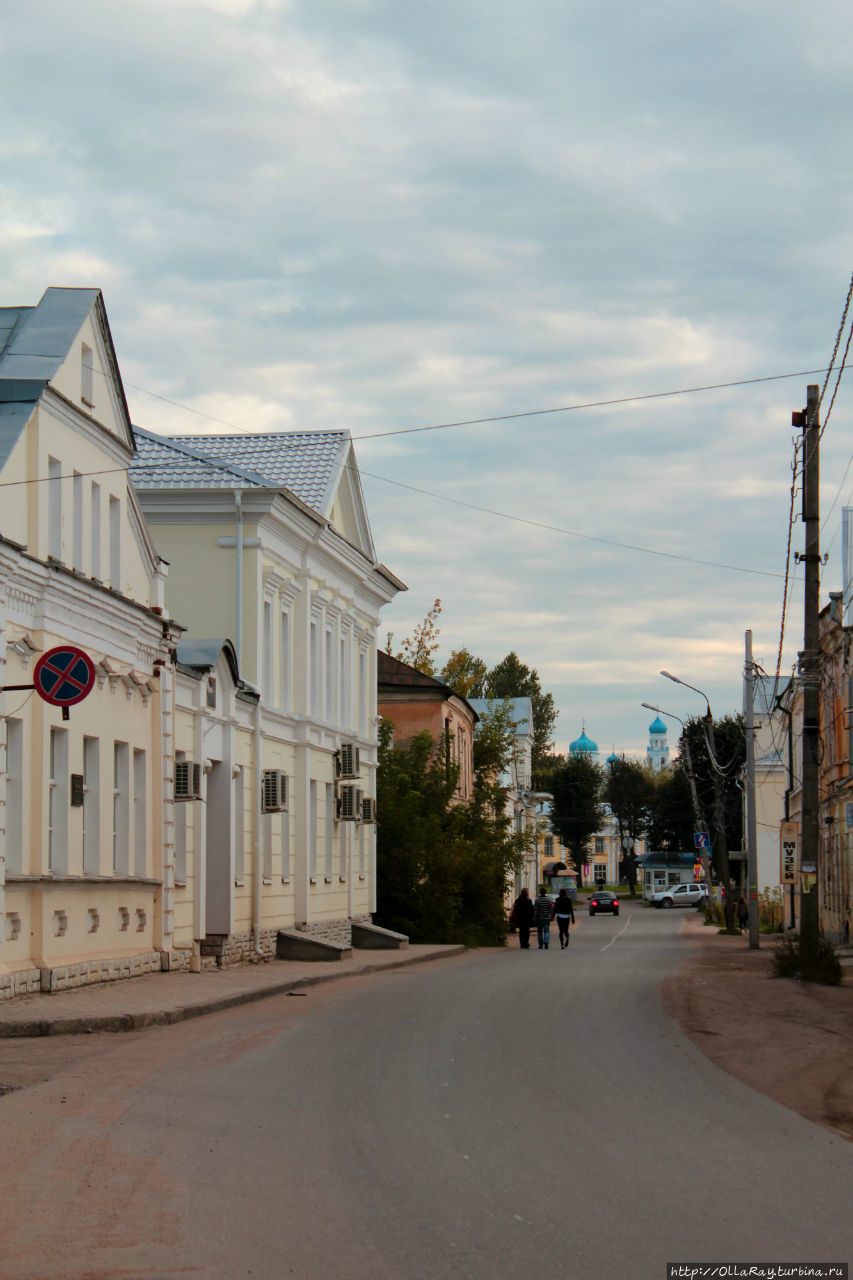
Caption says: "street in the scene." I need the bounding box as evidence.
[2,902,852,1280]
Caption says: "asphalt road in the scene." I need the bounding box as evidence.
[3,903,852,1279]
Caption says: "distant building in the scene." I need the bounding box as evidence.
[377,652,477,802]
[646,715,669,772]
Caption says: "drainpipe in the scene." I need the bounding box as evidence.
[252,695,263,955]
[234,490,243,669]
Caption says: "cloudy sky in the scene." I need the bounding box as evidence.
[3,0,853,757]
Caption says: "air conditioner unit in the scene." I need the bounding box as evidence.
[337,784,362,822]
[175,761,202,801]
[361,796,377,824]
[336,743,361,780]
[262,769,288,813]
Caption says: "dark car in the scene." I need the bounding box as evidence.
[589,890,619,916]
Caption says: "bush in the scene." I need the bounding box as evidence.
[771,933,843,985]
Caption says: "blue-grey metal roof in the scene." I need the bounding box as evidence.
[0,288,104,472]
[468,696,533,738]
[131,427,350,518]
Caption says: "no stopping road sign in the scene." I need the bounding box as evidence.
[33,646,95,708]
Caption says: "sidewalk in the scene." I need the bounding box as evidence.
[0,944,466,1038]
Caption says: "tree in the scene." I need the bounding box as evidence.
[678,713,745,930]
[548,754,605,888]
[385,598,442,676]
[481,652,558,771]
[440,648,488,698]
[646,764,696,853]
[604,758,655,896]
[374,708,527,946]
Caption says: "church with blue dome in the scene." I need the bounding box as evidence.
[569,725,599,759]
[646,714,669,772]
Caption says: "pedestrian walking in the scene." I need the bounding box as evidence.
[510,887,535,950]
[736,896,749,932]
[533,888,553,949]
[553,888,575,949]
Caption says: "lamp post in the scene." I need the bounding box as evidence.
[641,702,714,903]
[660,671,736,930]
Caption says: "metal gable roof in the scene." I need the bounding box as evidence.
[130,428,349,517]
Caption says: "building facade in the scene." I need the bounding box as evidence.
[0,288,176,998]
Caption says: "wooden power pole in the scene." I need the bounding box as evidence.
[796,384,821,964]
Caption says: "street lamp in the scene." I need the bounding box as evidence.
[659,671,711,717]
[658,672,737,931]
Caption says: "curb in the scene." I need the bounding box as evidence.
[0,945,467,1039]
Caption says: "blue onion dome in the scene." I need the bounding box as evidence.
[606,750,620,765]
[570,727,598,755]
[648,716,667,736]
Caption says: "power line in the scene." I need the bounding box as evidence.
[356,466,784,578]
[14,350,830,441]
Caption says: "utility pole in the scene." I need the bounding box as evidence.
[744,630,759,949]
[795,384,821,966]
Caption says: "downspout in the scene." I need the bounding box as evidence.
[234,490,243,669]
[252,695,263,955]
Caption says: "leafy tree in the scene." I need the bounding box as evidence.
[646,764,696,853]
[678,713,745,929]
[385,598,442,676]
[604,758,655,896]
[375,710,526,946]
[481,651,558,771]
[548,753,605,888]
[441,648,488,698]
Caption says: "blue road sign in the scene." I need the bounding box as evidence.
[694,831,711,849]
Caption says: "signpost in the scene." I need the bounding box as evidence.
[3,645,95,720]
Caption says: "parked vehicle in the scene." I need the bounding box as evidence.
[588,890,619,916]
[649,882,708,909]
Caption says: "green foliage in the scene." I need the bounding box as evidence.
[678,714,745,858]
[771,933,842,985]
[481,651,557,771]
[374,718,525,946]
[645,764,696,852]
[758,886,784,933]
[604,758,655,894]
[386,598,443,676]
[548,754,605,887]
[441,649,488,698]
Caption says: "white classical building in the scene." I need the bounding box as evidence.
[0,288,177,998]
[131,426,404,960]
[0,286,404,1000]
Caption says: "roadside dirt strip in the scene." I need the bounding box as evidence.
[662,913,853,1142]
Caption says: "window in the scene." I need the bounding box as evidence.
[594,865,607,886]
[325,630,333,722]
[339,637,348,728]
[133,749,146,876]
[81,342,94,405]
[279,609,290,710]
[339,809,348,878]
[359,651,367,736]
[281,810,290,881]
[544,836,554,859]
[325,782,334,878]
[174,752,187,885]
[263,814,273,881]
[310,623,320,717]
[594,837,605,854]
[5,719,23,875]
[309,780,318,880]
[73,471,83,570]
[263,602,273,702]
[234,768,244,882]
[83,737,100,875]
[90,483,101,579]
[48,456,62,560]
[109,496,121,590]
[49,728,69,873]
[113,742,129,875]
[358,819,366,877]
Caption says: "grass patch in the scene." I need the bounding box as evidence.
[771,933,843,985]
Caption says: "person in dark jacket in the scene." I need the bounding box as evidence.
[533,889,554,949]
[737,896,749,932]
[510,887,535,949]
[553,888,575,949]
